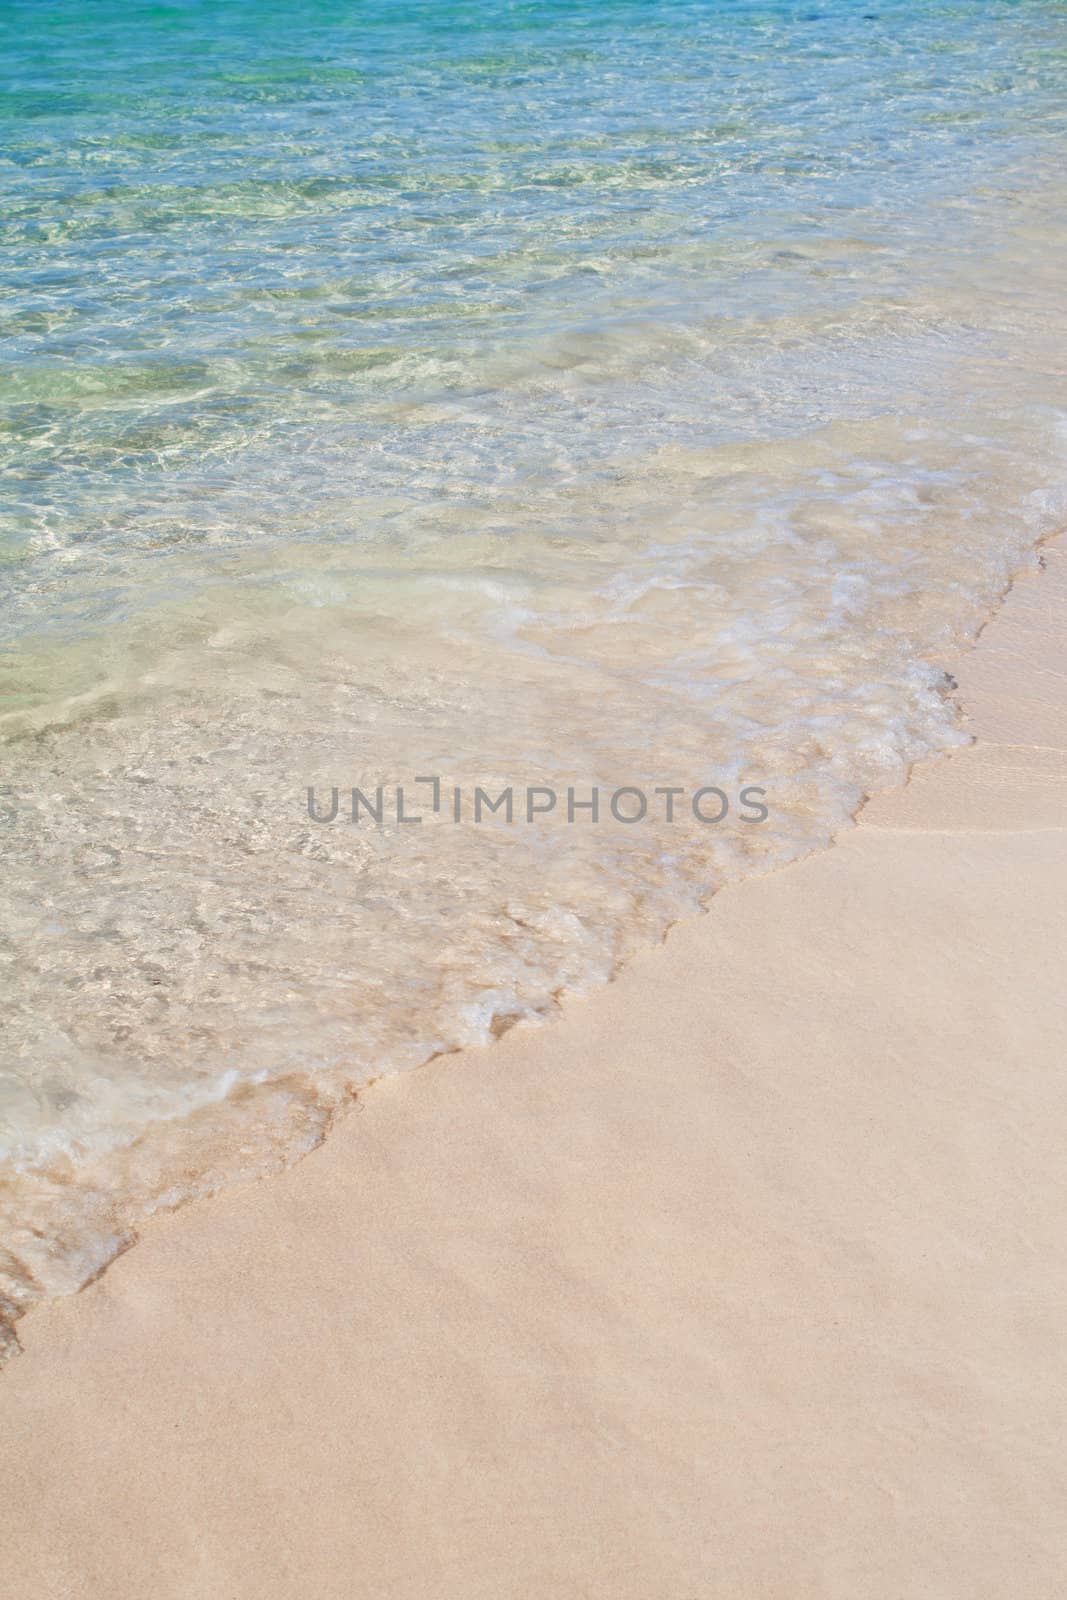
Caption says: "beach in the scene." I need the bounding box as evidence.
[5,0,1067,1344]
[3,536,1064,1597]
[3,3,1067,1591]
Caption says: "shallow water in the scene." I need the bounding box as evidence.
[2,0,1067,1353]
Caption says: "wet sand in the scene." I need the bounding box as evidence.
[2,537,1065,1599]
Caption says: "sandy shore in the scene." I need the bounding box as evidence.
[3,537,1066,1598]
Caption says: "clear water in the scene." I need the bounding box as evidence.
[2,0,1066,1355]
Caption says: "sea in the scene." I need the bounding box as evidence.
[2,0,1066,1356]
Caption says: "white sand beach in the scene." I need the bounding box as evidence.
[2,538,1064,1599]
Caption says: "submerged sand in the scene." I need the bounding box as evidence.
[2,537,1065,1598]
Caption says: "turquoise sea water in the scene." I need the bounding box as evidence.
[2,0,1066,1352]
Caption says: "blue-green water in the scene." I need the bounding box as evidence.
[3,0,1064,619]
[2,0,1066,1352]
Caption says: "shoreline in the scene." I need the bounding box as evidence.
[3,533,1066,1596]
